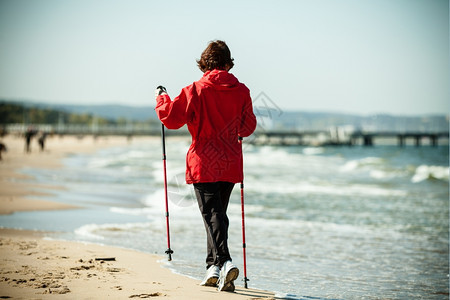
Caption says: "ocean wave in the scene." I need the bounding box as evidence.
[74,224,106,240]
[150,162,186,184]
[141,190,167,209]
[141,189,198,218]
[273,293,303,300]
[86,148,158,170]
[411,165,449,183]
[340,157,385,172]
[87,157,117,168]
[369,170,392,179]
[302,147,325,155]
[245,146,292,166]
[122,150,151,159]
[369,169,408,180]
[245,180,407,197]
[339,157,410,181]
[110,207,155,216]
[243,216,405,239]
[273,293,333,300]
[74,222,150,240]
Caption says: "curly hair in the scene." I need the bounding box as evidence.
[197,40,234,72]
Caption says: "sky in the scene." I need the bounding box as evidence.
[0,0,448,116]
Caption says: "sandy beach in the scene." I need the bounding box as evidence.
[0,134,275,299]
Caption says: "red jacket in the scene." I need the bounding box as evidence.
[155,69,257,184]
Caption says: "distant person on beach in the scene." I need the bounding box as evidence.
[24,127,37,153]
[154,40,257,292]
[38,132,48,152]
[0,142,6,160]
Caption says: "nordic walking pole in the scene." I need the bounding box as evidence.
[238,136,249,288]
[161,123,173,261]
[158,86,173,261]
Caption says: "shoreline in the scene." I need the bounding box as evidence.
[0,134,275,299]
[0,134,137,215]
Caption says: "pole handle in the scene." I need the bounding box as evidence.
[161,124,166,160]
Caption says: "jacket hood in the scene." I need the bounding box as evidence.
[200,69,239,90]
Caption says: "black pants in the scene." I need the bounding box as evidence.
[194,181,235,269]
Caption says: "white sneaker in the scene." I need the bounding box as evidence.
[200,265,220,286]
[217,261,239,292]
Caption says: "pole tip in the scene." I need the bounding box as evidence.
[165,248,173,261]
[243,277,249,288]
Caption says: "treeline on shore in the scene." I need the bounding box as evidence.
[0,101,157,126]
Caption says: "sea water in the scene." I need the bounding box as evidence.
[1,138,448,299]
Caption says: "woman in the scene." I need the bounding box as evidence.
[154,40,257,292]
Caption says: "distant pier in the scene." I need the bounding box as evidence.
[249,130,449,147]
[4,124,449,147]
[350,132,448,147]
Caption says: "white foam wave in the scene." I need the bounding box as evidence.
[123,150,151,159]
[369,170,397,179]
[87,149,154,169]
[141,188,198,220]
[245,180,407,197]
[110,207,154,216]
[246,216,375,236]
[87,157,117,168]
[142,189,165,206]
[340,160,359,172]
[302,147,324,155]
[411,165,449,183]
[273,293,303,300]
[151,161,186,184]
[340,157,384,172]
[230,203,266,214]
[74,222,151,240]
[245,146,292,166]
[74,224,106,240]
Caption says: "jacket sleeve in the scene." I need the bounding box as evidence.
[155,86,193,130]
[239,92,257,138]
